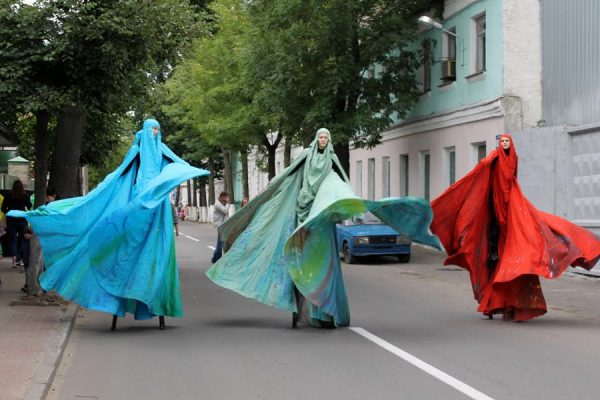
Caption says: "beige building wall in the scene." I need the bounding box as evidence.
[350,116,503,201]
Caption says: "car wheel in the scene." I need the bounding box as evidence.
[398,253,411,263]
[343,242,356,264]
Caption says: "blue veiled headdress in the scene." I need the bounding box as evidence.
[136,119,164,190]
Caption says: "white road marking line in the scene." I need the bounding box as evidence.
[180,233,200,242]
[207,246,216,250]
[350,327,494,400]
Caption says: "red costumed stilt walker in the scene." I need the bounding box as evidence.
[431,134,600,321]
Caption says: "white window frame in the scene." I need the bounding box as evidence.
[473,13,486,73]
[399,154,409,196]
[368,158,376,200]
[382,156,391,198]
[355,160,363,197]
[444,146,456,188]
[471,141,487,166]
[420,150,431,201]
[421,40,432,93]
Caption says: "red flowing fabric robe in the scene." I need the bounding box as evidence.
[431,135,600,321]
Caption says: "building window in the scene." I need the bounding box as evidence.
[447,27,456,60]
[368,158,375,200]
[477,144,486,161]
[474,14,486,73]
[399,154,409,196]
[420,151,431,201]
[444,147,456,187]
[382,156,391,198]
[441,28,457,82]
[472,141,487,165]
[421,40,432,92]
[355,160,363,197]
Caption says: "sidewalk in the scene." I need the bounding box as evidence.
[0,260,78,400]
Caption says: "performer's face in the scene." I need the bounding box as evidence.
[500,137,511,150]
[318,133,329,149]
[152,126,159,137]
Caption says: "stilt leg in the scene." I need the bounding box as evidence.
[111,315,118,331]
[159,316,165,330]
[292,312,298,329]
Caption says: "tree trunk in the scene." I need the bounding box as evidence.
[198,178,207,207]
[186,179,192,205]
[175,186,181,206]
[208,158,216,205]
[240,148,249,198]
[27,110,52,295]
[262,132,281,181]
[192,179,198,207]
[33,110,50,208]
[222,149,234,202]
[26,235,44,296]
[334,142,350,177]
[49,106,86,199]
[284,138,292,167]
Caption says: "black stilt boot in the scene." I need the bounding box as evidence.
[159,316,166,330]
[111,315,118,331]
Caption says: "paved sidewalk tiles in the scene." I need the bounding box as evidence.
[0,262,77,400]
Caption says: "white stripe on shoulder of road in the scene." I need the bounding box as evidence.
[350,327,494,400]
[180,233,200,242]
[207,246,215,250]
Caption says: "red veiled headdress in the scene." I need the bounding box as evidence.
[496,133,517,177]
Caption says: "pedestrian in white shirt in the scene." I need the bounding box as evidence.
[211,192,230,263]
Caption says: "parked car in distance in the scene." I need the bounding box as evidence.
[336,212,412,264]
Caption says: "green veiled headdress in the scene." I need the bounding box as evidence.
[297,128,335,223]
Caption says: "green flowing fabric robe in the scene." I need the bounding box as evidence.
[207,144,440,327]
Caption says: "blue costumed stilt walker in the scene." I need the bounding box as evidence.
[9,119,208,330]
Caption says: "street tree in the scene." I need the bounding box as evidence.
[0,0,204,199]
[163,0,264,191]
[246,0,442,173]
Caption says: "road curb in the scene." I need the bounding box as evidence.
[23,303,79,400]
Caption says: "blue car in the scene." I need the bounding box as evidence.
[336,212,412,264]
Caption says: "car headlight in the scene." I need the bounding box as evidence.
[354,236,369,245]
[396,235,411,245]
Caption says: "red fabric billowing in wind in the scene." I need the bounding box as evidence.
[431,134,600,321]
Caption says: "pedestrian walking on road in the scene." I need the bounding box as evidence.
[211,192,230,263]
[2,180,31,269]
[207,128,440,328]
[431,133,600,321]
[8,119,209,331]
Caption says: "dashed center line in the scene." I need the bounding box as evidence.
[350,327,494,400]
[179,233,200,242]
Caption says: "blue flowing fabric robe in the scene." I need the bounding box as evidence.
[207,147,441,327]
[9,120,209,319]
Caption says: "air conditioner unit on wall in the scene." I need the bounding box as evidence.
[441,59,456,81]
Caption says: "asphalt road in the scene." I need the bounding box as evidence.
[47,222,600,400]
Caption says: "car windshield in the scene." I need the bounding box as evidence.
[345,212,382,226]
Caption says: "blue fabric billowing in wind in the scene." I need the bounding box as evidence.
[8,119,208,319]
